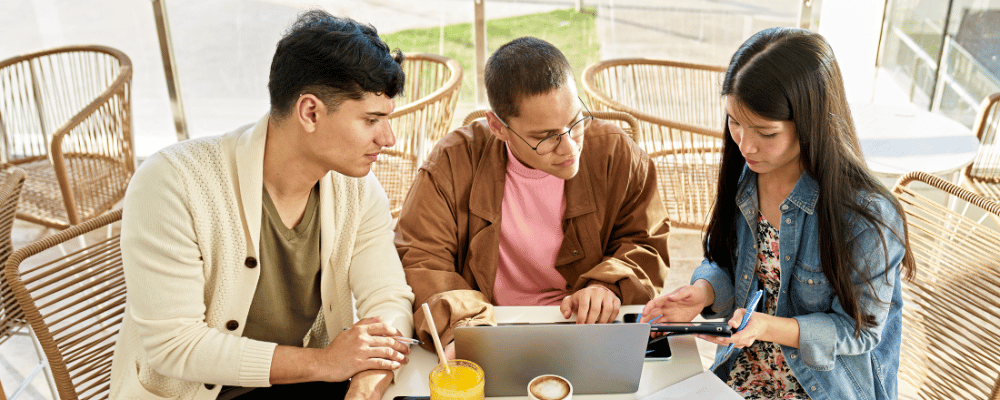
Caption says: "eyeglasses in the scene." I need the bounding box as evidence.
[496,97,593,155]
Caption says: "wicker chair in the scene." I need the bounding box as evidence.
[374,53,462,217]
[961,92,1000,201]
[4,209,123,400]
[0,167,57,400]
[891,171,1000,400]
[583,59,727,230]
[0,45,135,229]
[461,109,640,139]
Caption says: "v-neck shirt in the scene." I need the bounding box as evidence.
[242,184,323,347]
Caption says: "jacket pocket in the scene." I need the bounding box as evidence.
[791,261,834,312]
[120,361,180,400]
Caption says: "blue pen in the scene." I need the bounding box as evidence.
[722,289,764,360]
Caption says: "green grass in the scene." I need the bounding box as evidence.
[381,7,600,105]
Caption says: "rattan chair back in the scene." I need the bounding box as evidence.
[4,209,124,400]
[0,45,135,229]
[962,92,1000,200]
[461,109,640,140]
[892,171,1000,400]
[0,167,25,345]
[374,53,462,217]
[583,58,727,230]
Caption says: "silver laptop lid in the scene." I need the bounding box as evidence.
[454,323,650,396]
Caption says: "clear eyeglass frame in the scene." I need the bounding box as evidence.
[497,97,593,155]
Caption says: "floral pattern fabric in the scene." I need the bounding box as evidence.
[727,214,811,400]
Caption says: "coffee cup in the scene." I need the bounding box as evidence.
[528,374,573,400]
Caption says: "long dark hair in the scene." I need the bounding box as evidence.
[703,27,915,336]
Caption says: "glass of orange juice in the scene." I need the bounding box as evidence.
[429,359,485,400]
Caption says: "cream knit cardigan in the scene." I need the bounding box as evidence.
[110,115,414,400]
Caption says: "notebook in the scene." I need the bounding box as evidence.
[454,322,651,396]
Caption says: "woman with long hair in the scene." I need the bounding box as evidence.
[640,27,914,400]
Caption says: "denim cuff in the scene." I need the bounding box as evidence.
[691,261,735,319]
[794,313,837,371]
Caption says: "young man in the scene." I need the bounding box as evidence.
[110,11,414,400]
[395,37,670,357]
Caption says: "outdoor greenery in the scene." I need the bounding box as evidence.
[382,7,600,106]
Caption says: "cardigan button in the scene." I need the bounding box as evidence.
[785,218,791,224]
[781,204,788,211]
[808,279,814,285]
[784,256,790,261]
[811,386,817,391]
[245,257,257,268]
[205,384,216,390]
[226,320,239,331]
[572,250,579,255]
[789,353,797,359]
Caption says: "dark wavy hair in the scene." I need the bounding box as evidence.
[704,27,915,336]
[485,37,573,121]
[268,10,405,119]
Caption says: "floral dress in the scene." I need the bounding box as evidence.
[727,214,811,400]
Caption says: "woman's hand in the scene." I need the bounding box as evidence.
[696,308,765,349]
[639,280,715,324]
[695,311,799,349]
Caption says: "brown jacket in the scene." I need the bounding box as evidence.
[394,118,670,349]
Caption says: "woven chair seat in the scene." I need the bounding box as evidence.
[14,154,130,228]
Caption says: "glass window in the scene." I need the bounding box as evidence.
[877,0,1000,126]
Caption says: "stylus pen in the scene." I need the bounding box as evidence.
[635,313,662,324]
[341,327,423,346]
[721,289,764,360]
[392,337,423,346]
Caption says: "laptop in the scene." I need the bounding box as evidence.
[454,322,650,396]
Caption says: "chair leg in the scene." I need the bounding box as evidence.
[26,325,58,400]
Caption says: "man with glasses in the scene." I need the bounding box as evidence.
[395,37,670,356]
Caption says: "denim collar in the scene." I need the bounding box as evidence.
[736,165,820,217]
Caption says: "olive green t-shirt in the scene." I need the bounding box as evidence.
[242,184,323,347]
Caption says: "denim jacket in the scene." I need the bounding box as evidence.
[692,168,906,400]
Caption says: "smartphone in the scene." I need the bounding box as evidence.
[622,313,733,336]
[644,334,672,360]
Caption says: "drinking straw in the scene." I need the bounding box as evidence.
[421,302,451,374]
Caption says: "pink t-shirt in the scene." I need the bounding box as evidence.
[494,144,569,306]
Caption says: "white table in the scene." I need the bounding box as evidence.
[381,305,705,399]
[851,103,980,179]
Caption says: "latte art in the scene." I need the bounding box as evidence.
[529,375,572,400]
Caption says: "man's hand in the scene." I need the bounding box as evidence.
[640,280,714,324]
[344,370,393,400]
[314,317,410,382]
[560,285,621,324]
